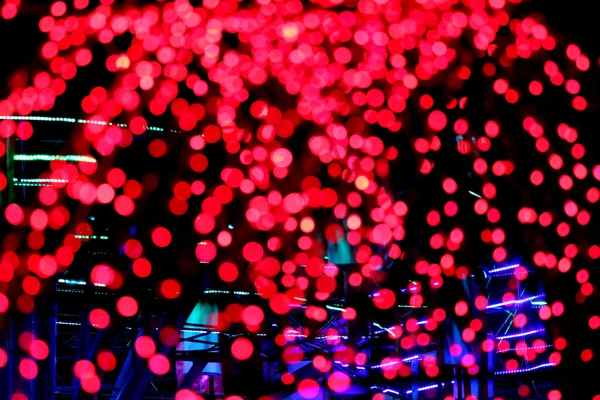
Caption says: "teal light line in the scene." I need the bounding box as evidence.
[14,154,97,163]
[0,115,180,133]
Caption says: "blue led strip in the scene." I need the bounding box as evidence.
[497,344,552,352]
[489,264,521,274]
[494,362,556,375]
[496,328,545,340]
[486,294,545,309]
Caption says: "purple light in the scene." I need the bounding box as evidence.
[497,328,545,340]
[486,294,545,309]
[494,362,556,375]
[288,304,307,309]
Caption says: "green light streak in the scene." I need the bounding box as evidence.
[13,177,70,187]
[14,178,69,183]
[74,235,109,240]
[14,154,97,163]
[0,115,180,133]
[14,182,52,187]
[531,301,547,305]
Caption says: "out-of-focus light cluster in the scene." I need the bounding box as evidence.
[0,0,598,398]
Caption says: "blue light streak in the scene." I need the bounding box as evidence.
[486,294,545,309]
[405,382,452,395]
[495,362,556,375]
[489,264,521,274]
[498,344,552,353]
[326,305,347,312]
[373,322,394,335]
[497,328,545,340]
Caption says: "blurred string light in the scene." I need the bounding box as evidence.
[531,300,548,306]
[74,235,109,240]
[0,0,597,397]
[498,344,553,352]
[370,354,432,369]
[372,322,394,335]
[58,279,105,287]
[12,177,70,187]
[489,264,522,274]
[0,115,174,132]
[487,257,556,390]
[55,321,220,335]
[15,178,68,183]
[497,328,546,340]
[486,294,545,309]
[494,362,556,375]
[14,154,96,163]
[405,382,454,395]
